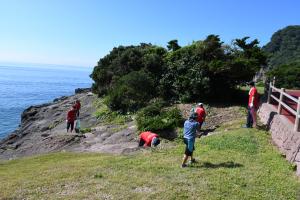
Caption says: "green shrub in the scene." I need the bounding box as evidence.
[256,81,265,87]
[136,101,183,133]
[93,98,132,124]
[80,128,92,133]
[106,70,156,113]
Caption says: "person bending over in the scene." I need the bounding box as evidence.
[138,131,160,147]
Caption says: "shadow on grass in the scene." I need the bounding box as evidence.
[200,126,219,137]
[192,161,243,169]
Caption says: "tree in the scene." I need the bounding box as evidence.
[90,44,167,96]
[167,40,181,51]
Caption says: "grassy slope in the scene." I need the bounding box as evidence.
[0,122,299,199]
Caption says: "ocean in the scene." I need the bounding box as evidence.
[0,64,93,139]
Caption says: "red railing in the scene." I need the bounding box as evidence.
[267,80,300,132]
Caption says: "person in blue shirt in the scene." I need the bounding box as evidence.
[181,112,201,168]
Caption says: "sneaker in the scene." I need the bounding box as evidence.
[181,164,187,168]
[191,158,197,163]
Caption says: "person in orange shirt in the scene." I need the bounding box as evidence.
[245,81,259,128]
[195,103,206,129]
[138,131,160,147]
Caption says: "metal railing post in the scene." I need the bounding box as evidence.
[267,82,272,104]
[294,97,300,132]
[278,88,285,114]
[272,76,276,87]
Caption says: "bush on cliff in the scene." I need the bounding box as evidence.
[106,70,156,113]
[136,101,183,133]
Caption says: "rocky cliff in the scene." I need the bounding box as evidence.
[0,89,139,160]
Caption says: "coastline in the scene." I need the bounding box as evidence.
[0,88,96,159]
[0,87,139,160]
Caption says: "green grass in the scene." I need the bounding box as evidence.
[239,86,265,95]
[93,98,132,125]
[0,122,299,199]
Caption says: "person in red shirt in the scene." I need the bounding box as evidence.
[74,100,81,117]
[138,131,160,147]
[67,106,77,133]
[195,103,206,129]
[245,81,259,128]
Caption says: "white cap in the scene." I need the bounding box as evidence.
[197,103,203,106]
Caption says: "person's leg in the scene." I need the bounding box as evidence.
[182,154,189,167]
[67,121,70,132]
[70,121,74,133]
[188,138,195,163]
[251,107,257,128]
[246,106,253,128]
[199,122,203,130]
[182,138,190,167]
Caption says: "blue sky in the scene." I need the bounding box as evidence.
[0,0,299,67]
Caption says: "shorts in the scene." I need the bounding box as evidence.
[184,138,195,156]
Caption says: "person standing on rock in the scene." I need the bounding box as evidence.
[181,112,201,168]
[74,100,81,118]
[138,131,160,147]
[67,106,77,133]
[195,103,206,129]
[244,81,259,128]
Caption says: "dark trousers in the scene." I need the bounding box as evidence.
[67,121,74,132]
[246,106,253,128]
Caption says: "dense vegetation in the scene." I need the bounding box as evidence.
[263,25,300,68]
[267,61,300,89]
[136,100,183,132]
[91,35,266,113]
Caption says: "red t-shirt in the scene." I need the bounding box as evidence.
[195,107,206,123]
[248,87,259,108]
[140,131,158,147]
[67,109,76,122]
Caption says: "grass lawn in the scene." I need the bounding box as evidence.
[0,120,299,199]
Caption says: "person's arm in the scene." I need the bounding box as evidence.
[66,111,70,121]
[250,96,254,108]
[249,88,256,108]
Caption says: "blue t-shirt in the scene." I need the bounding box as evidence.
[183,119,199,139]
